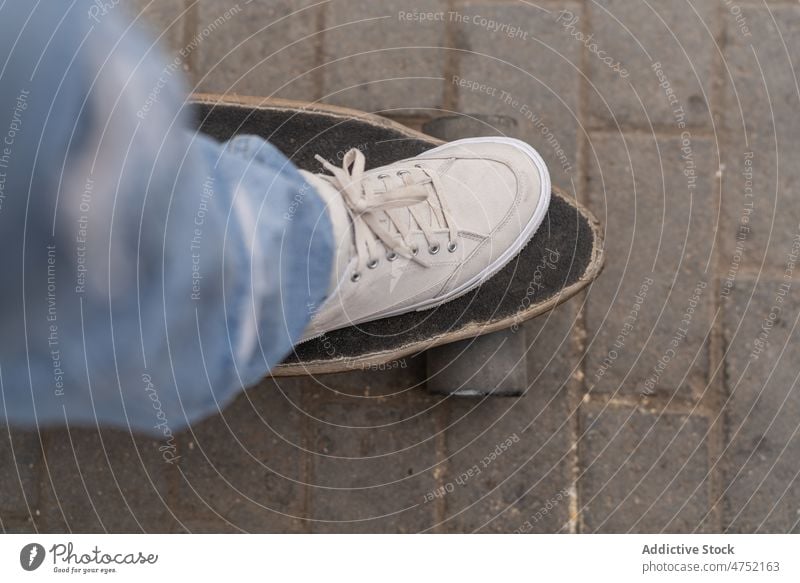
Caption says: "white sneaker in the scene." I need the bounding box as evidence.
[299,137,551,342]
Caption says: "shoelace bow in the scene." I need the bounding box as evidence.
[315,148,458,280]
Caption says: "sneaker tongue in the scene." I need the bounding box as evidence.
[376,197,439,236]
[368,175,444,236]
[301,170,354,292]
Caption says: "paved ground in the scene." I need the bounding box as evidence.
[2,0,800,533]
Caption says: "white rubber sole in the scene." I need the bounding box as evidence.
[382,136,552,316]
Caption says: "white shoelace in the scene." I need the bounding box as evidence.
[314,148,458,280]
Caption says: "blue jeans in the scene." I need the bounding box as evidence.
[0,1,332,437]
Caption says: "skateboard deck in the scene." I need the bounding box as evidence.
[192,94,604,379]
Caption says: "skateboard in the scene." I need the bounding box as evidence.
[192,94,604,395]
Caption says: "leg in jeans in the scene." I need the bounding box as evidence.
[0,1,332,437]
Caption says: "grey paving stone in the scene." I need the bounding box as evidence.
[586,0,716,128]
[130,0,191,58]
[440,302,578,533]
[718,4,800,276]
[40,428,177,532]
[321,0,448,112]
[0,429,40,522]
[721,278,800,533]
[195,0,322,99]
[172,518,243,533]
[1,519,37,533]
[452,1,582,185]
[304,379,439,532]
[174,381,309,532]
[579,404,714,532]
[585,132,714,398]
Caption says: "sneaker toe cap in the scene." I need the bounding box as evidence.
[431,139,548,241]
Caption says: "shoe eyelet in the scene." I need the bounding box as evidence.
[411,246,419,256]
[367,259,379,269]
[386,251,398,262]
[428,243,440,255]
[447,241,458,253]
[351,272,361,282]
[377,173,389,180]
[397,170,411,177]
[413,163,422,168]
